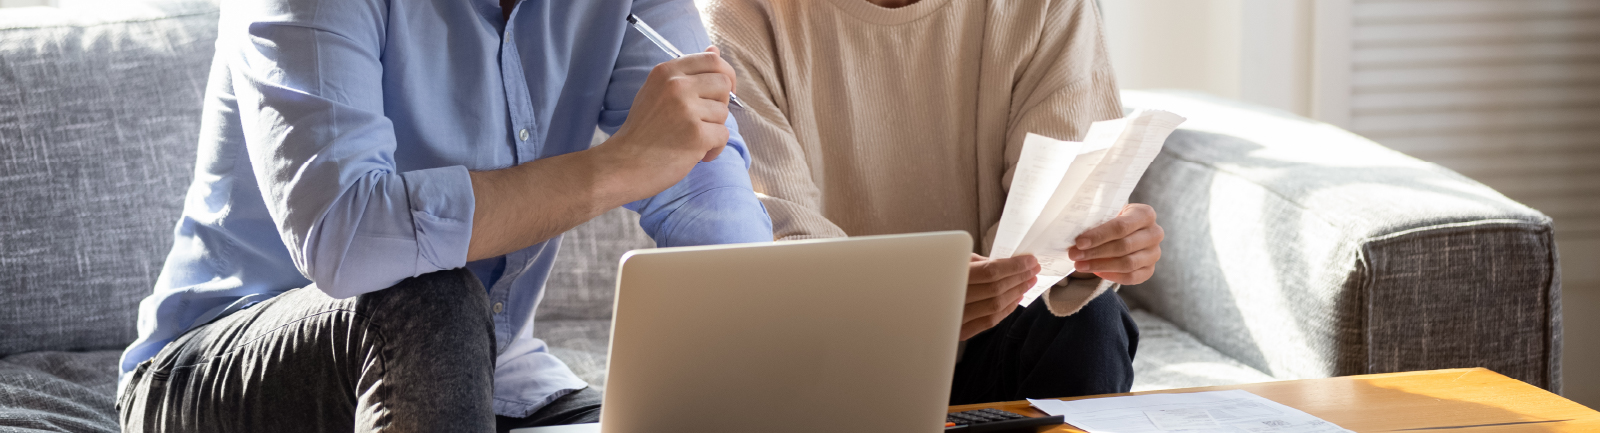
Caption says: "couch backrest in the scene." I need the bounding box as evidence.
[0,1,218,356]
[540,207,655,322]
[0,0,646,355]
[537,130,656,323]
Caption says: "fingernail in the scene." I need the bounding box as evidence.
[1076,238,1091,249]
[1075,262,1092,272]
[1068,249,1083,260]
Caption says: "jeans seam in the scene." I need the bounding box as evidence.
[160,309,389,378]
[494,387,580,417]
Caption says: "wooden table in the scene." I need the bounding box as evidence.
[949,368,1600,432]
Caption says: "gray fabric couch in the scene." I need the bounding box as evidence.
[0,2,1561,432]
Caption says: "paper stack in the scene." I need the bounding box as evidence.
[990,109,1186,306]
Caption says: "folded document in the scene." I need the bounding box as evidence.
[989,109,1186,306]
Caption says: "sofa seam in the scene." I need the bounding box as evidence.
[0,10,218,32]
[1355,243,1372,376]
[1360,219,1544,244]
[1540,224,1559,393]
[1159,153,1548,239]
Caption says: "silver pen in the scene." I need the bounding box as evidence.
[626,14,745,108]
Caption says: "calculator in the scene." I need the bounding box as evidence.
[944,408,1066,432]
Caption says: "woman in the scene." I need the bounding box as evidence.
[704,0,1164,402]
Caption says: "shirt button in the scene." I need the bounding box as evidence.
[518,128,530,141]
[493,302,504,314]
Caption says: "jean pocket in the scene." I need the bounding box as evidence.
[117,358,170,430]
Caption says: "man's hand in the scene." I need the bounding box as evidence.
[597,46,737,202]
[961,254,1040,341]
[464,47,739,262]
[1068,203,1163,285]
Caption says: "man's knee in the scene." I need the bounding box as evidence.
[360,268,494,339]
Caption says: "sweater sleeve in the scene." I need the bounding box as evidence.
[707,4,848,242]
[994,0,1126,317]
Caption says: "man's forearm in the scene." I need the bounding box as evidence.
[467,50,742,262]
[465,146,637,262]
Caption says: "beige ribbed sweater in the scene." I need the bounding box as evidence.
[705,0,1124,315]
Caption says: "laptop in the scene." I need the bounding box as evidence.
[515,231,972,433]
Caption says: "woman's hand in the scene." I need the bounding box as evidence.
[1067,204,1163,285]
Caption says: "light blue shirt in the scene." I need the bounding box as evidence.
[119,0,772,417]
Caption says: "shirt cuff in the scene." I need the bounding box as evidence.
[1042,276,1119,317]
[401,165,475,273]
[655,186,773,247]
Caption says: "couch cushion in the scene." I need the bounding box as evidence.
[1128,310,1275,391]
[538,320,615,390]
[0,350,123,433]
[0,1,217,356]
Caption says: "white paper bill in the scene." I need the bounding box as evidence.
[989,110,1186,306]
[1028,390,1353,433]
[1145,408,1218,430]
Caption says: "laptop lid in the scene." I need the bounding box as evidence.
[597,231,972,433]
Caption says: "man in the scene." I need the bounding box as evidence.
[704,0,1160,402]
[117,0,768,431]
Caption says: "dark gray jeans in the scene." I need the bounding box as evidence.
[949,289,1139,404]
[118,269,600,433]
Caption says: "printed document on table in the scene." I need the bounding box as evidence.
[1027,390,1353,433]
[988,109,1186,306]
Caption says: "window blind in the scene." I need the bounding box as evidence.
[1349,0,1600,275]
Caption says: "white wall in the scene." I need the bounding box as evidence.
[1099,0,1321,120]
[0,0,52,7]
[1100,0,1244,107]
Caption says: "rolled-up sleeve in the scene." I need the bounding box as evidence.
[598,0,773,247]
[628,117,772,247]
[227,0,474,298]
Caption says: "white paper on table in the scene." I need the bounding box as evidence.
[1028,390,1353,433]
[1144,408,1218,430]
[988,110,1186,306]
[509,423,599,433]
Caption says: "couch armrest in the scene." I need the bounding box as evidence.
[1121,91,1562,392]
